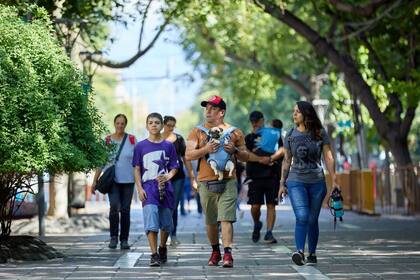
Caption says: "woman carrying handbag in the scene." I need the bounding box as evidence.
[92,114,137,250]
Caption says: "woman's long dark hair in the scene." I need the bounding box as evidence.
[296,101,323,140]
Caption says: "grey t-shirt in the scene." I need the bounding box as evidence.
[104,135,137,184]
[284,128,330,183]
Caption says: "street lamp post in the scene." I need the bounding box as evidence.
[312,99,330,125]
[352,96,368,169]
[37,174,45,237]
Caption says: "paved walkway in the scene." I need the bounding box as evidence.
[1,201,420,279]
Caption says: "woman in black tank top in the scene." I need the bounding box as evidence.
[162,116,197,245]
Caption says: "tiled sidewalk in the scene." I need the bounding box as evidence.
[1,202,420,279]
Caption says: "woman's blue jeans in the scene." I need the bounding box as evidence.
[287,180,327,254]
[171,178,185,236]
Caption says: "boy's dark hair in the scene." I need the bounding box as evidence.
[163,115,176,124]
[114,113,128,125]
[146,112,163,124]
[271,119,283,129]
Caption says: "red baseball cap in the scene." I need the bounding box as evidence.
[200,95,226,110]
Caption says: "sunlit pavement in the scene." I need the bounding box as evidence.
[1,201,420,279]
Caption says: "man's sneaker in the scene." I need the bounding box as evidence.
[150,253,160,267]
[158,246,168,263]
[120,240,130,250]
[208,250,221,266]
[222,252,234,268]
[252,221,263,243]
[263,232,278,244]
[108,236,118,249]
[292,251,305,266]
[306,254,317,265]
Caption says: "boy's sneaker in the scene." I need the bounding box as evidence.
[108,236,118,249]
[150,253,160,267]
[158,246,168,263]
[263,231,277,244]
[306,254,317,265]
[292,251,305,266]
[252,221,263,243]
[208,250,221,266]
[120,240,130,250]
[222,252,234,268]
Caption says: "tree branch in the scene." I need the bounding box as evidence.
[253,0,388,133]
[334,0,402,42]
[89,20,168,68]
[197,26,313,99]
[224,53,313,100]
[138,0,153,50]
[325,16,338,41]
[344,26,404,129]
[401,105,416,137]
[358,30,388,80]
[329,0,391,17]
[89,12,172,68]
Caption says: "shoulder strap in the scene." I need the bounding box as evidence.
[115,133,128,162]
[223,126,237,136]
[195,124,210,143]
[196,124,209,134]
[128,134,135,145]
[195,125,210,173]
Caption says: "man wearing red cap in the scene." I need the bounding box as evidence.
[185,95,270,268]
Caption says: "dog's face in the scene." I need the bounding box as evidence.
[209,127,223,140]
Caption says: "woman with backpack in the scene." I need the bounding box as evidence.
[92,114,137,250]
[278,101,338,266]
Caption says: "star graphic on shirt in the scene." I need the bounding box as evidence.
[153,152,167,175]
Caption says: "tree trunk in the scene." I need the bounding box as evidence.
[388,136,419,213]
[386,129,412,167]
[47,174,55,216]
[47,174,69,219]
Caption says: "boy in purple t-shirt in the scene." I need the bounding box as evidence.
[133,113,179,267]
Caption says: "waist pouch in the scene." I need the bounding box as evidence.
[205,179,229,193]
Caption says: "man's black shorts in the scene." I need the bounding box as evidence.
[247,178,279,205]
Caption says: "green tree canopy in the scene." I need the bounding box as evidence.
[0,5,108,175]
[167,0,420,167]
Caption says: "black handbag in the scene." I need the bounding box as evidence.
[96,134,127,194]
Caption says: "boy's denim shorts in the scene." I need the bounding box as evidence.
[143,204,173,234]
